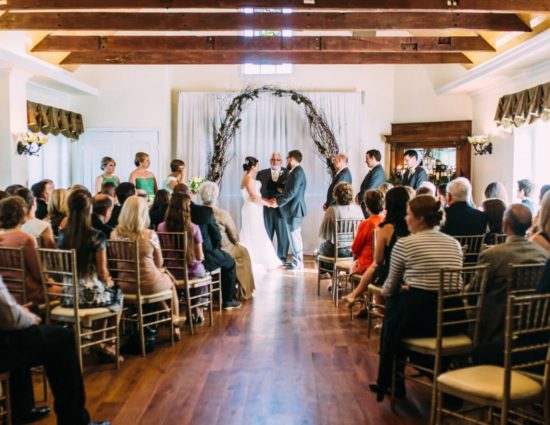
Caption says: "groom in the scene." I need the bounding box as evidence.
[271,150,307,270]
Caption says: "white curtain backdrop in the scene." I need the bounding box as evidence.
[177,91,366,254]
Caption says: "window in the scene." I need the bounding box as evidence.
[240,8,294,76]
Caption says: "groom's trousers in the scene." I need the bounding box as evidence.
[285,217,304,267]
[263,206,289,263]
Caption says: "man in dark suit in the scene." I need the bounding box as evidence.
[323,153,352,210]
[256,152,289,263]
[30,179,54,220]
[402,149,428,190]
[442,177,488,236]
[272,150,307,270]
[357,149,386,217]
[174,184,241,310]
[92,194,114,238]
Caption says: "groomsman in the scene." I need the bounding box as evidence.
[402,149,428,190]
[357,149,386,217]
[323,153,352,210]
[257,152,289,263]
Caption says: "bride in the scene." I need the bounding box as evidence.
[239,156,282,270]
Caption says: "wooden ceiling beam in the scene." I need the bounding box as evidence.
[60,51,472,64]
[0,11,531,32]
[4,0,550,13]
[32,35,495,53]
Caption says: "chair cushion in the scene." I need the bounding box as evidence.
[401,334,473,353]
[335,260,354,271]
[367,284,382,295]
[51,305,113,318]
[437,365,543,402]
[174,277,212,288]
[123,290,173,303]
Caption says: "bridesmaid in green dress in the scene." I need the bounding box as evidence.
[94,156,121,194]
[129,152,158,200]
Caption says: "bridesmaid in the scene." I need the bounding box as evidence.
[129,152,158,200]
[94,156,121,194]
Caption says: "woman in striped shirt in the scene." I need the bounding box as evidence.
[374,195,463,401]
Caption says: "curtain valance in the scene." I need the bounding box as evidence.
[494,82,550,128]
[27,101,85,140]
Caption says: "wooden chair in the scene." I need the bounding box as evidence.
[0,372,11,425]
[506,263,546,296]
[157,231,214,335]
[365,284,385,338]
[436,293,550,425]
[107,240,174,357]
[317,218,362,299]
[38,248,120,371]
[208,267,222,311]
[390,264,490,425]
[0,247,26,304]
[453,234,486,264]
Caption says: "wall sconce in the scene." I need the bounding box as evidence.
[16,131,48,156]
[467,135,493,156]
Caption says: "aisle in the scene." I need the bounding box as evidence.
[36,260,433,425]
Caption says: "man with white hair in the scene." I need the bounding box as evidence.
[441,177,488,236]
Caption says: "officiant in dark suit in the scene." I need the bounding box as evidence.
[323,153,352,210]
[257,152,289,263]
[402,149,428,190]
[357,149,386,217]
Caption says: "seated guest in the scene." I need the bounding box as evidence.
[100,181,117,201]
[149,189,169,230]
[15,187,56,248]
[157,192,207,323]
[437,183,447,207]
[343,187,410,305]
[416,181,436,197]
[5,184,25,196]
[162,159,186,194]
[0,197,45,304]
[178,184,241,310]
[350,190,385,275]
[45,188,68,236]
[442,177,488,236]
[94,156,120,194]
[92,194,114,238]
[199,182,255,300]
[30,179,54,220]
[318,182,363,270]
[0,277,110,425]
[111,196,180,334]
[484,181,509,204]
[478,204,549,344]
[58,190,122,359]
[378,182,393,196]
[0,191,8,201]
[530,184,550,235]
[481,198,506,243]
[107,182,136,228]
[517,178,536,214]
[374,195,463,400]
[530,192,550,252]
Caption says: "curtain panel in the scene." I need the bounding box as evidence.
[494,82,550,128]
[176,90,366,254]
[27,101,85,140]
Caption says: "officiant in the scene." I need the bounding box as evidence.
[257,152,289,263]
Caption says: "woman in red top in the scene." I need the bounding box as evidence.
[350,190,385,275]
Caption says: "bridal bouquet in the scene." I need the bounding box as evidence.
[188,176,207,193]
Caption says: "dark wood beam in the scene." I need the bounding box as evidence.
[4,0,550,13]
[0,11,531,32]
[32,35,495,53]
[60,51,472,65]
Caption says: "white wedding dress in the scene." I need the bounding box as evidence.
[239,179,282,271]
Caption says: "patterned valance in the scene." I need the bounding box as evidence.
[27,101,85,140]
[494,82,550,128]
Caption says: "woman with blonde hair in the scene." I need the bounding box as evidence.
[129,152,158,200]
[531,192,550,252]
[111,196,180,335]
[94,156,121,194]
[46,188,68,236]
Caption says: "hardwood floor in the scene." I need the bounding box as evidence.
[35,261,436,425]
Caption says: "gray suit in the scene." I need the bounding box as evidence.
[257,167,289,262]
[478,236,549,344]
[277,164,307,267]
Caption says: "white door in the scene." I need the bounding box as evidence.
[77,129,161,192]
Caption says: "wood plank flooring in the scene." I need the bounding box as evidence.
[35,261,436,425]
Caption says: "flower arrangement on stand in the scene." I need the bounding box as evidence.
[188,176,207,194]
[16,131,48,156]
